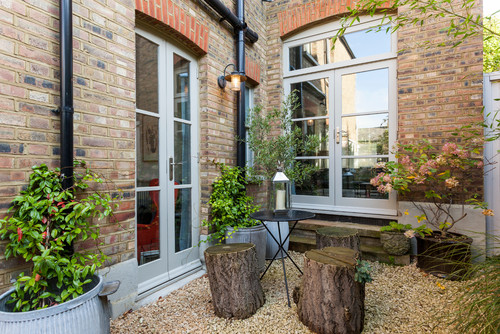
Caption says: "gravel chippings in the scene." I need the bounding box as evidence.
[111,252,464,334]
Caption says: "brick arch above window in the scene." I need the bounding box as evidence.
[135,0,209,56]
[277,0,392,38]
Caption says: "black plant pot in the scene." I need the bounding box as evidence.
[416,232,473,280]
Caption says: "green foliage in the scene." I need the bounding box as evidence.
[354,260,373,284]
[380,221,412,232]
[484,17,500,73]
[0,161,121,312]
[245,91,325,186]
[201,162,259,243]
[413,224,433,238]
[333,0,497,51]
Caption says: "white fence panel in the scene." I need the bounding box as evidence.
[483,72,500,256]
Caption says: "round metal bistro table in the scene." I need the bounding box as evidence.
[250,209,315,307]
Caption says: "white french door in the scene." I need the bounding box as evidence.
[135,28,200,292]
[284,62,397,215]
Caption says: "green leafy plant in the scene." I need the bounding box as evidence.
[201,162,259,243]
[0,161,120,312]
[354,259,373,284]
[380,221,412,232]
[246,91,325,189]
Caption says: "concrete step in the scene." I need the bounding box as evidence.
[290,219,381,238]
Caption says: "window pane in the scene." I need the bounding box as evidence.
[175,188,191,252]
[342,68,389,114]
[174,122,191,184]
[291,78,329,118]
[342,158,388,199]
[289,26,391,71]
[293,159,329,196]
[342,114,389,156]
[137,190,160,265]
[293,119,329,156]
[341,27,391,59]
[136,114,159,187]
[289,39,332,70]
[174,54,190,120]
[244,86,254,167]
[136,35,158,113]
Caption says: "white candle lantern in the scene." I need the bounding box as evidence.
[271,168,291,213]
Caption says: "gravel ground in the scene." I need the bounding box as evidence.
[111,252,464,334]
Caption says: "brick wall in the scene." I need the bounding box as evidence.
[0,0,136,291]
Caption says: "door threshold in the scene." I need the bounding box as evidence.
[135,265,205,309]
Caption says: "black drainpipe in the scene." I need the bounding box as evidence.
[202,0,258,169]
[60,0,74,189]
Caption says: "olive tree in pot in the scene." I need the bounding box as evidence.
[201,162,266,272]
[0,162,121,333]
[246,92,324,259]
[371,141,492,279]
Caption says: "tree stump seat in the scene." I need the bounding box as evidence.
[316,226,360,252]
[295,247,365,334]
[204,243,265,319]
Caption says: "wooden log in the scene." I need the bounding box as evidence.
[204,243,265,319]
[296,247,365,334]
[316,227,360,252]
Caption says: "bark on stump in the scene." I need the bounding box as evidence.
[316,227,360,252]
[296,247,365,334]
[204,243,265,319]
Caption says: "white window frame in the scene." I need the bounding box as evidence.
[283,16,398,216]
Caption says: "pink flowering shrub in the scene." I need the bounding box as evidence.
[371,141,491,238]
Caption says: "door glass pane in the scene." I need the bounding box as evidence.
[174,122,191,184]
[342,158,388,199]
[291,78,329,118]
[342,68,389,114]
[293,159,329,196]
[174,54,190,120]
[289,26,391,71]
[136,113,159,187]
[293,119,329,156]
[137,190,160,265]
[342,114,389,156]
[175,188,191,252]
[136,35,158,113]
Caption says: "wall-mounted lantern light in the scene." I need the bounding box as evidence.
[217,64,246,92]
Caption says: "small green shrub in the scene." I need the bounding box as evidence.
[201,162,259,243]
[380,221,412,232]
[354,260,373,284]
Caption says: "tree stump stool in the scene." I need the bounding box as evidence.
[295,247,365,334]
[204,243,265,319]
[316,227,360,252]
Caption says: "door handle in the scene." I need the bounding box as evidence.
[336,127,340,144]
[169,157,183,181]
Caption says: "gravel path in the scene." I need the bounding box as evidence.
[111,252,463,334]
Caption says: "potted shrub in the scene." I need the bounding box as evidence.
[379,221,413,256]
[371,141,492,279]
[0,161,121,332]
[246,92,324,258]
[201,162,266,272]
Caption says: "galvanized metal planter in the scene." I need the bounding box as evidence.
[225,224,267,272]
[0,275,119,333]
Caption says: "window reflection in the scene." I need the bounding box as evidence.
[289,26,391,71]
[137,190,160,265]
[342,68,389,114]
[342,114,388,156]
[293,159,329,196]
[293,119,329,156]
[136,114,159,187]
[291,78,329,118]
[136,35,159,113]
[174,54,190,120]
[342,158,388,199]
[175,188,191,252]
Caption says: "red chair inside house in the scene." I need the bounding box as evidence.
[137,179,179,264]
